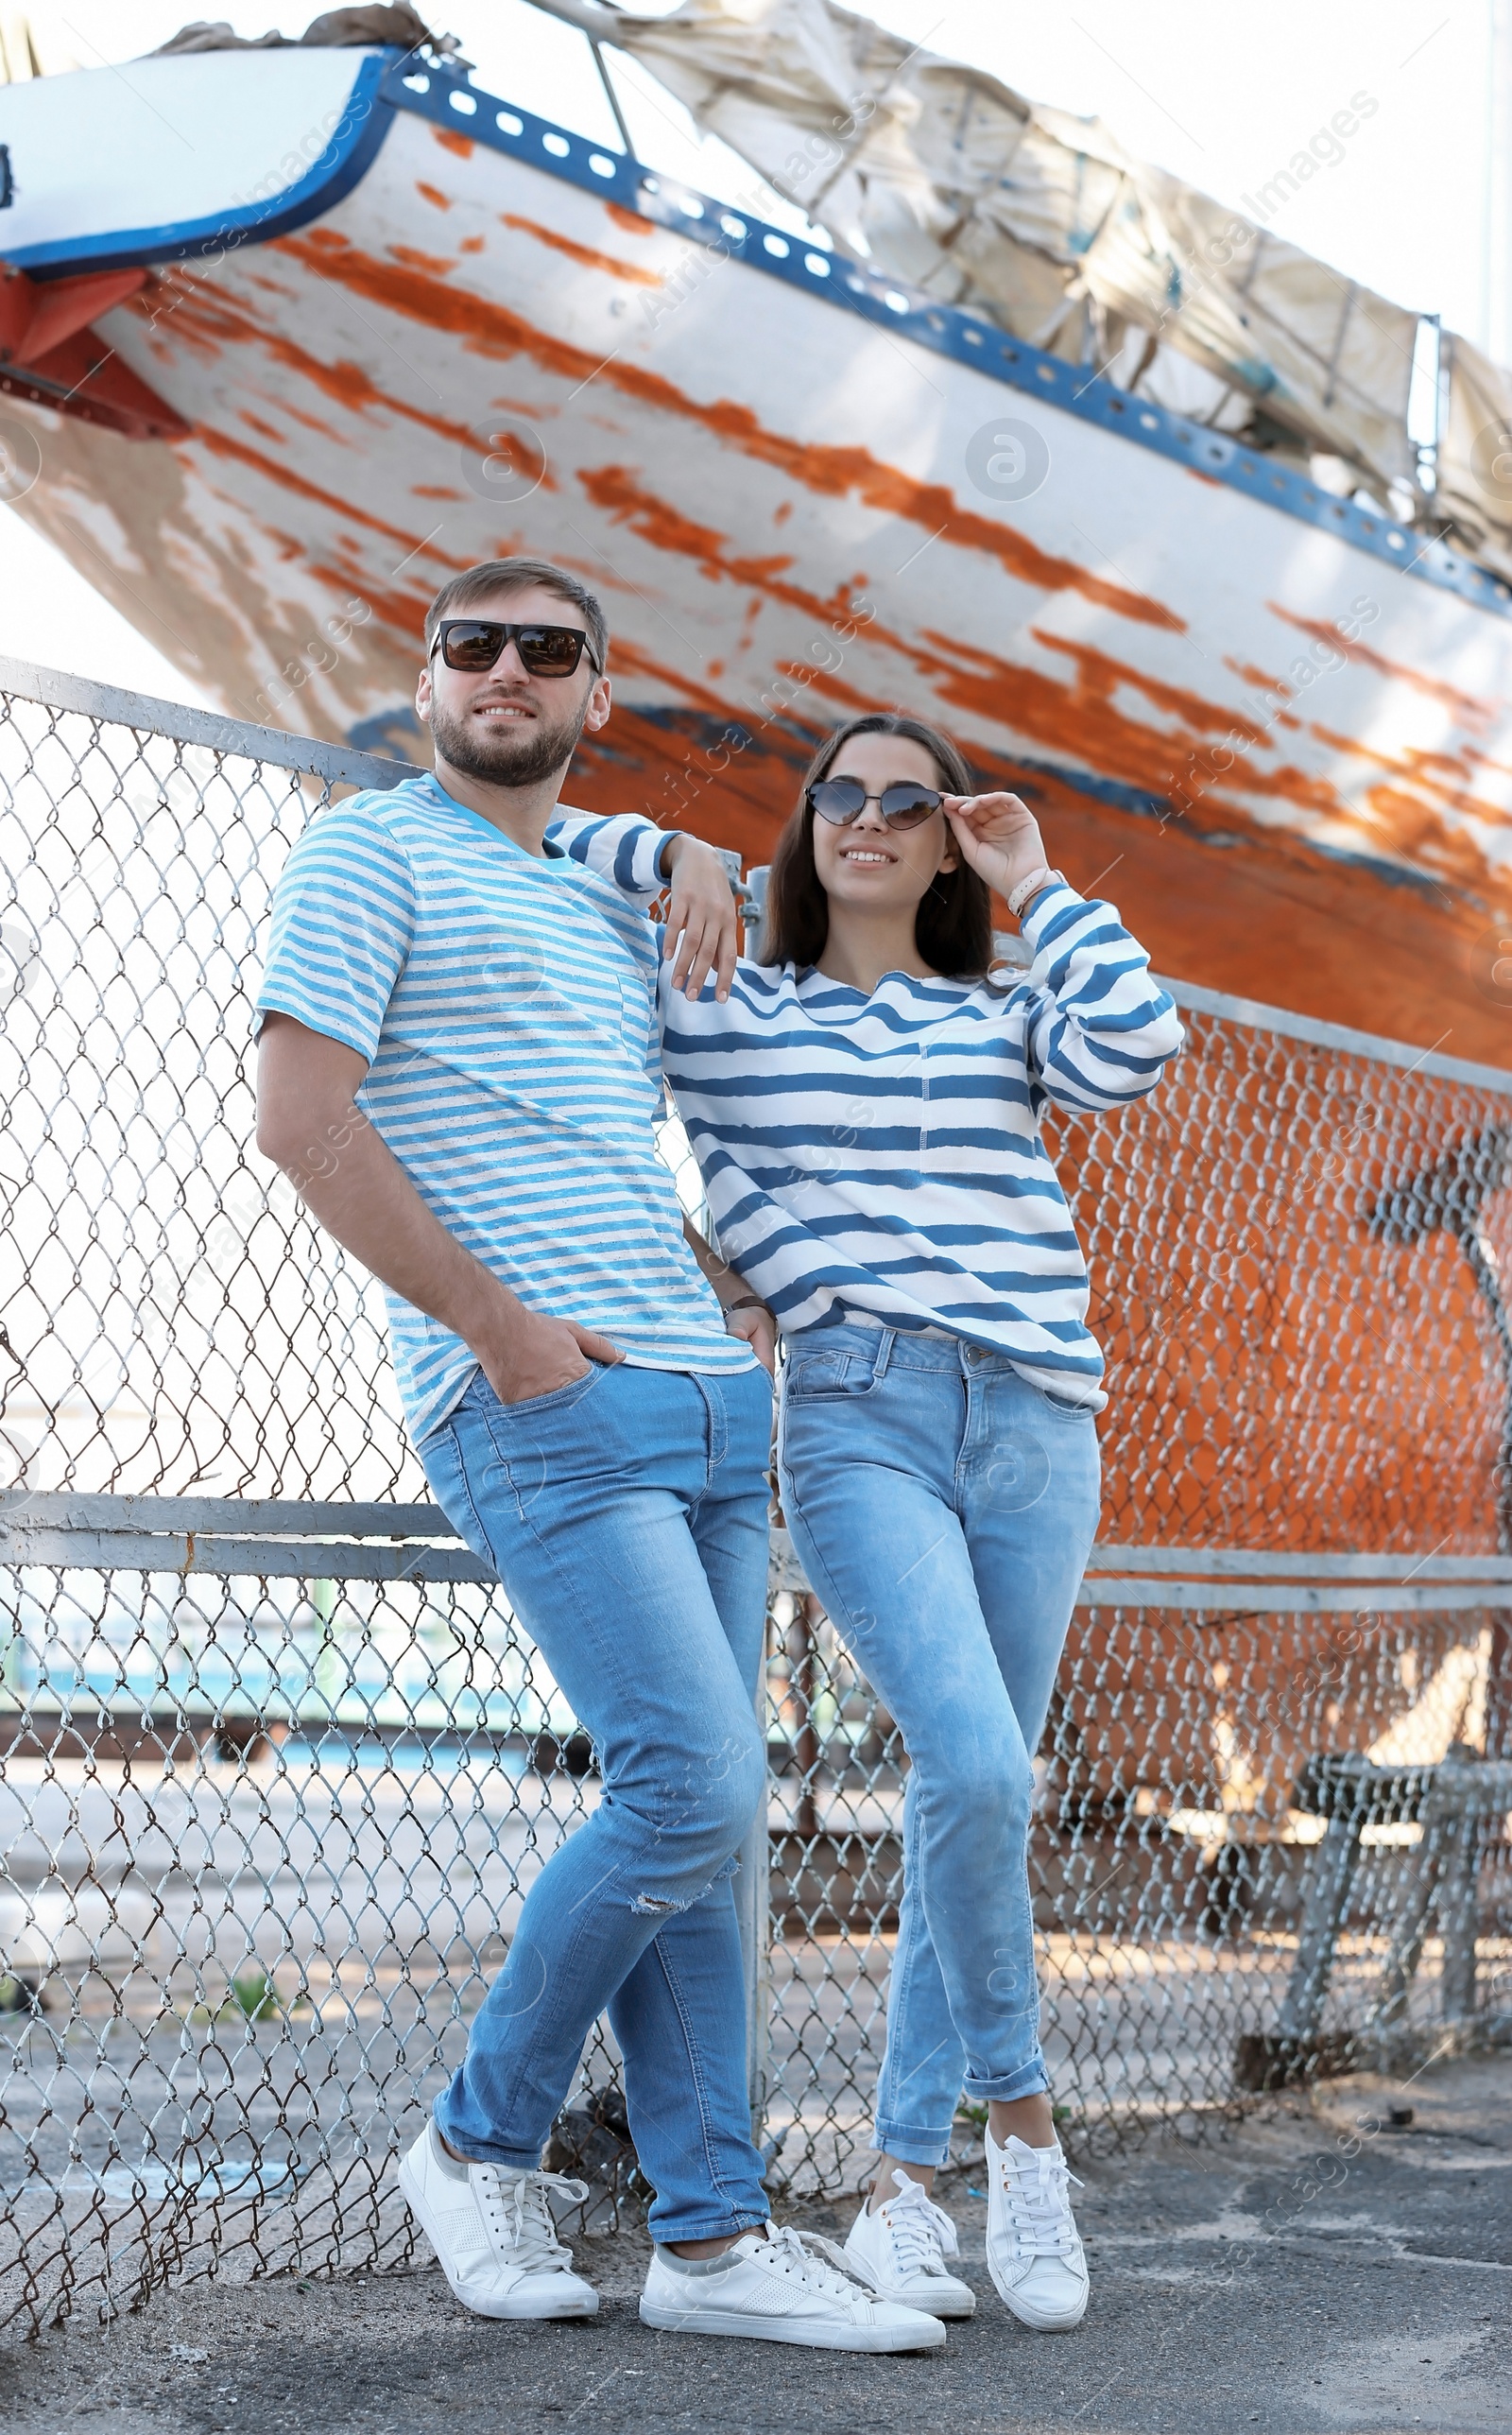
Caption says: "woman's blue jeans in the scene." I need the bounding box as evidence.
[419,1356,772,2243]
[777,1322,1100,2167]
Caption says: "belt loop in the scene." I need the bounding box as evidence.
[872,1327,896,1384]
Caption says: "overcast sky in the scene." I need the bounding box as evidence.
[1,0,1499,706]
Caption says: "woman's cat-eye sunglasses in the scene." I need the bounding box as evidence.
[806,777,944,831]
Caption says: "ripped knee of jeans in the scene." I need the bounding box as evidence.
[629,1850,740,1916]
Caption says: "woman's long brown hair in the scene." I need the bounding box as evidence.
[757,713,993,977]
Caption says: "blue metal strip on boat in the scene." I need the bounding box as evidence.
[382,61,1512,627]
[10,48,399,275]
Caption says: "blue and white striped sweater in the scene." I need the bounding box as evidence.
[556,815,1183,1408]
[256,777,750,1444]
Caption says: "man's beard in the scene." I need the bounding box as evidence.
[429,690,590,788]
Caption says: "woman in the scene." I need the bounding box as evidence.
[558,713,1181,2330]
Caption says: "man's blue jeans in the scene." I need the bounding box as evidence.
[776,1322,1100,2167]
[419,1356,772,2243]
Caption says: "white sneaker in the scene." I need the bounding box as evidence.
[397,2121,599,2320]
[984,2131,1089,2330]
[843,2171,976,2319]
[640,2221,947,2352]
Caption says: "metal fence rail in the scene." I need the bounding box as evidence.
[1,662,1509,2333]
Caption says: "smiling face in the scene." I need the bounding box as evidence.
[415,580,611,789]
[808,730,958,920]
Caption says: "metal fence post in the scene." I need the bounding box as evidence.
[1438,1811,1483,2021]
[1276,1815,1363,2044]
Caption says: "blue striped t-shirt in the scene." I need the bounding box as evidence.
[256,776,752,1442]
[556,817,1183,1410]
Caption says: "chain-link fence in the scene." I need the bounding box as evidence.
[1,660,1509,2334]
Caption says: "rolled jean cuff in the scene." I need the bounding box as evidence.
[962,2060,1051,2104]
[870,2116,958,2168]
[432,2100,546,2171]
[651,2207,770,2247]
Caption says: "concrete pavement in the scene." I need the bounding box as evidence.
[9,2051,1509,2435]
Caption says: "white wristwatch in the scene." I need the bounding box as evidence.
[1007,866,1065,918]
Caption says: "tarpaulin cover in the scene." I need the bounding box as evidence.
[149,7,436,55]
[1435,330,1512,585]
[542,0,1419,492]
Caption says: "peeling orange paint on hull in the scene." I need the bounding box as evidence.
[1268,602,1500,726]
[11,95,1512,1064]
[497,214,663,286]
[273,233,1189,632]
[198,425,467,577]
[570,458,1418,869]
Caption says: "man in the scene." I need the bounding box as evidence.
[255,558,940,2352]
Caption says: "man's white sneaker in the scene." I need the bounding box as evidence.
[983,2131,1089,2331]
[842,2171,976,2319]
[640,2221,946,2351]
[397,2121,599,2320]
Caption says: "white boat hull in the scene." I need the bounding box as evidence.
[4,48,1512,1052]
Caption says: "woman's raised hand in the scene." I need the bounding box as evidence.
[941,792,1047,901]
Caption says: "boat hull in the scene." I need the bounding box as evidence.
[6,54,1512,1056]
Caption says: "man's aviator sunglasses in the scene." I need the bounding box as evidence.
[431,618,601,678]
[806,776,943,832]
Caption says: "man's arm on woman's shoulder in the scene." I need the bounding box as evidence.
[548,809,740,1002]
[548,809,671,901]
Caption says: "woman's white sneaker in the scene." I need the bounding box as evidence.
[843,2171,976,2319]
[640,2221,946,2351]
[983,2131,1089,2330]
[397,2121,599,2320]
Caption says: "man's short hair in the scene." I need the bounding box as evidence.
[423,558,609,672]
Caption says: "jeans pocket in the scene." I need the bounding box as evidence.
[783,1352,857,1401]
[783,1348,883,1402]
[482,1361,607,1423]
[1031,1383,1098,1422]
